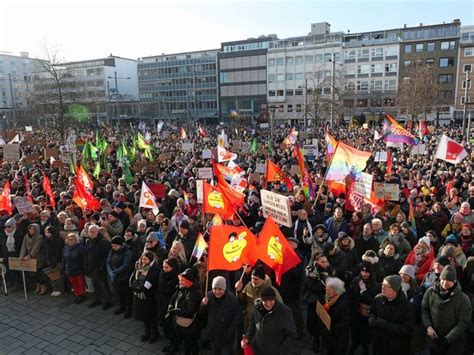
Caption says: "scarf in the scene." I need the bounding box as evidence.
[5,229,16,253]
[294,219,312,240]
[323,294,340,312]
[401,281,410,296]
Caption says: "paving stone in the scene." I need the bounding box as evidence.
[96,344,115,354]
[42,344,62,354]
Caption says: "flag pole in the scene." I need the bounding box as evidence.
[313,141,339,208]
[204,270,209,294]
[427,157,437,182]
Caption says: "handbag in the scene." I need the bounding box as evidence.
[174,293,196,328]
[358,303,371,317]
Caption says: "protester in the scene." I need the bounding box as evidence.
[62,233,87,303]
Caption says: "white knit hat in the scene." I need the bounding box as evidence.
[399,264,415,280]
[419,236,431,248]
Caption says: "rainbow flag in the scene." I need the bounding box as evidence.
[283,127,298,146]
[325,129,337,162]
[383,114,417,146]
[191,233,208,260]
[325,142,372,181]
[184,191,189,206]
[408,199,417,235]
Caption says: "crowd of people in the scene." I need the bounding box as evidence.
[0,120,473,355]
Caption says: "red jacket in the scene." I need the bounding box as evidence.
[404,245,435,284]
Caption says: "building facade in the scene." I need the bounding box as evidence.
[138,50,219,126]
[454,25,474,121]
[0,51,46,124]
[342,29,400,122]
[218,36,276,125]
[399,21,461,120]
[32,55,139,124]
[267,23,344,126]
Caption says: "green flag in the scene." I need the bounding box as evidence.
[249,138,259,154]
[93,161,101,179]
[122,161,133,185]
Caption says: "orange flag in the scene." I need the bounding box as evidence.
[0,181,13,214]
[202,182,234,218]
[212,161,245,208]
[42,174,56,207]
[256,217,301,285]
[76,165,94,193]
[208,225,257,271]
[265,160,294,190]
[74,177,100,211]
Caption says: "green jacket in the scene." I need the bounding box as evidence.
[421,281,471,344]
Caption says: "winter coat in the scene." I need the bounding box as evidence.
[19,224,46,269]
[303,266,331,304]
[404,245,435,284]
[380,233,411,261]
[246,300,297,355]
[62,243,86,276]
[370,291,415,355]
[175,230,197,262]
[421,281,471,354]
[355,234,380,261]
[44,233,64,268]
[106,244,132,283]
[438,244,467,268]
[335,237,359,281]
[168,282,202,335]
[428,211,449,238]
[325,247,348,280]
[201,290,241,344]
[379,254,403,276]
[125,237,144,265]
[320,294,351,355]
[156,268,179,321]
[106,219,123,238]
[0,228,23,266]
[130,261,160,321]
[279,249,304,303]
[85,235,111,276]
[324,217,349,241]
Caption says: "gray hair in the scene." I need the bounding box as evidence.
[325,277,345,295]
[66,232,81,244]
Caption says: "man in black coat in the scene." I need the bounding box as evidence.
[369,275,415,355]
[174,220,196,262]
[201,276,241,355]
[86,225,112,310]
[0,217,24,288]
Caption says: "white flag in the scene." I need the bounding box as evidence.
[217,145,237,162]
[157,121,164,134]
[374,130,382,140]
[8,134,20,144]
[139,182,159,215]
[435,134,468,164]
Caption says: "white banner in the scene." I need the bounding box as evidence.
[198,167,213,179]
[255,163,266,174]
[260,189,292,228]
[374,151,387,162]
[196,180,203,204]
[354,172,373,199]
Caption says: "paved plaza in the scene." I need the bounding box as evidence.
[0,289,314,355]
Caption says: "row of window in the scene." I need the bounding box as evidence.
[404,40,456,53]
[345,47,398,60]
[220,69,266,83]
[401,25,459,41]
[346,63,398,75]
[268,53,341,66]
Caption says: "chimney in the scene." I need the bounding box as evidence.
[403,24,407,28]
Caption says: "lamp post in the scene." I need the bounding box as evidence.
[303,77,317,130]
[462,68,471,133]
[107,71,130,126]
[328,53,343,128]
[269,105,276,144]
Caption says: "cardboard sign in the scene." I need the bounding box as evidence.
[255,163,266,174]
[232,140,241,151]
[202,149,212,159]
[290,165,300,176]
[3,144,20,161]
[374,182,400,201]
[13,196,36,215]
[198,167,213,179]
[260,189,292,228]
[131,161,160,173]
[316,301,331,331]
[411,144,426,155]
[182,142,194,152]
[241,142,250,153]
[374,151,387,162]
[249,173,261,184]
[354,172,373,199]
[196,180,203,204]
[147,183,166,198]
[44,148,60,161]
[8,257,37,272]
[24,154,42,164]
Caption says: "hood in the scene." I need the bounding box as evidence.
[335,236,355,250]
[28,223,41,238]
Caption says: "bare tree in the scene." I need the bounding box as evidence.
[396,58,439,122]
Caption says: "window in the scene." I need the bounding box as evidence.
[357,65,370,75]
[305,55,313,64]
[285,73,293,80]
[295,89,303,96]
[346,65,356,75]
[286,89,294,96]
[295,73,304,80]
[439,57,454,67]
[371,80,383,92]
[295,56,304,64]
[438,90,452,100]
[268,74,275,83]
[385,63,397,73]
[286,57,294,65]
[465,64,472,73]
[438,74,453,84]
[427,42,435,52]
[371,48,383,58]
[461,97,471,104]
[386,47,398,57]
[324,53,332,62]
[385,79,396,90]
[415,44,424,52]
[276,57,284,66]
[357,81,368,91]
[268,58,275,66]
[462,80,472,89]
[426,58,434,67]
[371,64,383,74]
[296,104,302,112]
[276,74,284,82]
[268,90,275,97]
[404,60,412,68]
[358,49,369,59]
[404,44,412,53]
[346,82,355,92]
[287,104,293,112]
[323,87,331,95]
[440,41,456,50]
[465,47,474,57]
[315,54,323,63]
[346,50,356,60]
[278,104,284,112]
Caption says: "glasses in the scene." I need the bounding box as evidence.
[381,283,392,289]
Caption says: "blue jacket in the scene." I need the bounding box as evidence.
[325,217,349,241]
[62,243,86,276]
[106,244,132,283]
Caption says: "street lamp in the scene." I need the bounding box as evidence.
[462,67,471,133]
[107,71,131,125]
[303,77,317,130]
[328,53,343,128]
[269,105,276,145]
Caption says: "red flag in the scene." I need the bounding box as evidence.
[435,134,468,164]
[202,182,234,218]
[386,151,392,175]
[256,217,301,285]
[23,174,34,203]
[74,177,100,211]
[76,165,94,193]
[212,161,245,208]
[0,181,13,214]
[42,174,56,208]
[265,160,294,190]
[198,126,208,138]
[180,127,187,140]
[208,225,257,271]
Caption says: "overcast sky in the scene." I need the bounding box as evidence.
[0,0,472,62]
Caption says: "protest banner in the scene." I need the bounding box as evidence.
[198,167,213,179]
[202,149,212,159]
[182,142,194,152]
[260,189,292,228]
[303,145,318,161]
[131,161,160,173]
[196,180,203,203]
[255,162,266,174]
[411,144,426,155]
[354,172,373,199]
[13,196,36,215]
[374,151,387,162]
[374,182,400,201]
[3,144,20,161]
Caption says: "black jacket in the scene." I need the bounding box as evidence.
[369,291,415,355]
[279,250,304,303]
[130,261,160,321]
[246,300,296,355]
[0,228,23,266]
[62,243,86,276]
[44,233,64,268]
[156,268,179,321]
[85,235,111,276]
[168,282,202,334]
[175,230,197,262]
[355,235,380,260]
[106,244,133,283]
[320,293,351,355]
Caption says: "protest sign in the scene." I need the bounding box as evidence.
[196,180,203,203]
[202,149,212,159]
[354,172,373,199]
[303,145,318,161]
[198,167,213,179]
[260,189,292,228]
[374,151,387,162]
[8,257,37,272]
[411,144,426,155]
[255,163,266,174]
[374,182,400,201]
[316,301,331,331]
[13,196,36,215]
[3,144,20,161]
[44,148,60,161]
[182,142,194,152]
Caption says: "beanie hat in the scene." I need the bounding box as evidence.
[323,242,335,255]
[180,268,196,282]
[359,261,373,274]
[251,265,266,280]
[445,235,459,246]
[325,277,345,295]
[146,232,158,242]
[337,231,350,240]
[440,265,457,282]
[260,287,276,301]
[179,220,190,230]
[384,275,402,292]
[111,236,124,246]
[462,223,472,231]
[400,222,410,230]
[399,265,415,280]
[5,218,16,228]
[212,276,227,290]
[163,258,179,270]
[434,255,450,266]
[418,236,431,248]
